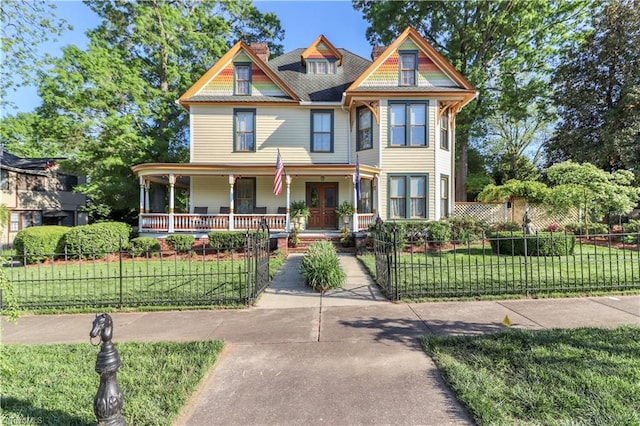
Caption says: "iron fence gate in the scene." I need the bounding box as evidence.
[1,228,272,310]
[371,221,640,301]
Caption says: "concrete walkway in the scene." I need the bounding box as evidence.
[2,253,639,426]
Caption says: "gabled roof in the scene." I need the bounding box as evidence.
[0,151,60,172]
[300,34,343,66]
[179,41,300,106]
[267,48,371,102]
[346,27,476,106]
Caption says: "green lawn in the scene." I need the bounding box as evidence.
[422,326,640,425]
[1,340,224,425]
[4,254,285,310]
[359,242,640,299]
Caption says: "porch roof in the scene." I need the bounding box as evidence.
[132,162,381,186]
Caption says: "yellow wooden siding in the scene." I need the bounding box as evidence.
[377,99,444,220]
[190,105,350,165]
[190,176,229,210]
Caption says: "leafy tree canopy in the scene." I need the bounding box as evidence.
[547,0,640,182]
[0,0,71,111]
[545,161,640,219]
[29,0,283,218]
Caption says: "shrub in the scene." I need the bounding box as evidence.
[565,222,608,236]
[426,221,451,245]
[165,234,195,253]
[623,219,640,233]
[299,240,346,292]
[544,222,563,232]
[63,222,131,258]
[207,231,247,251]
[491,221,521,232]
[489,231,576,256]
[13,226,70,264]
[445,216,488,243]
[129,237,161,257]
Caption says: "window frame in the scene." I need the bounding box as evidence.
[387,173,429,220]
[440,109,450,151]
[440,174,450,217]
[233,108,256,152]
[398,51,418,86]
[388,101,428,147]
[306,59,337,75]
[233,62,252,96]
[356,106,373,151]
[310,109,334,153]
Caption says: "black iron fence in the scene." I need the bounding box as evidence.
[372,224,640,301]
[1,228,272,310]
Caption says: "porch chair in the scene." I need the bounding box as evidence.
[277,207,287,214]
[193,206,208,214]
[219,206,230,214]
[253,206,267,214]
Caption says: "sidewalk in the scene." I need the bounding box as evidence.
[2,254,639,425]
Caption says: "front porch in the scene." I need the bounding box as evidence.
[132,162,381,235]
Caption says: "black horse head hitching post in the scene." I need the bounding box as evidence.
[90,313,126,426]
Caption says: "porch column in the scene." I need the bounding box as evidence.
[228,174,235,231]
[168,173,175,233]
[138,177,145,233]
[352,173,359,232]
[374,174,380,218]
[144,181,150,213]
[285,175,291,232]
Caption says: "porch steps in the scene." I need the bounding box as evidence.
[288,234,355,254]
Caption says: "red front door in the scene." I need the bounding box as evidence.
[307,183,338,229]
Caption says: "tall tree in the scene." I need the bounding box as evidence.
[36,0,283,219]
[0,0,70,111]
[547,0,640,183]
[352,0,589,200]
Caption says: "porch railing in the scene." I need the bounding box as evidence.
[140,213,287,233]
[140,213,376,233]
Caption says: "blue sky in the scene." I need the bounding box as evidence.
[5,0,373,115]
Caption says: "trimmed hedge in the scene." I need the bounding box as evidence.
[13,226,70,264]
[130,237,161,257]
[299,240,345,292]
[207,231,247,251]
[489,231,576,256]
[63,222,131,258]
[165,234,195,253]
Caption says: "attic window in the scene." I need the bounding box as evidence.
[234,63,251,95]
[399,52,417,86]
[307,60,336,75]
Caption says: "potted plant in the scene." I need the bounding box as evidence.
[290,200,310,230]
[335,201,354,225]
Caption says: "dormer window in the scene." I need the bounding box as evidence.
[234,63,251,95]
[307,60,336,75]
[399,52,417,86]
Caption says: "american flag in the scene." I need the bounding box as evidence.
[273,150,284,196]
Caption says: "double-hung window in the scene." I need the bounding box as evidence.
[440,109,449,150]
[311,110,333,152]
[234,63,251,95]
[399,52,417,86]
[440,175,450,217]
[389,102,427,147]
[234,109,255,152]
[357,107,372,150]
[389,175,428,219]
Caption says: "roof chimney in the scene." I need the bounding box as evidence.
[371,46,387,61]
[250,42,270,62]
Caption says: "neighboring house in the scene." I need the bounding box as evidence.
[132,27,476,235]
[0,150,88,247]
